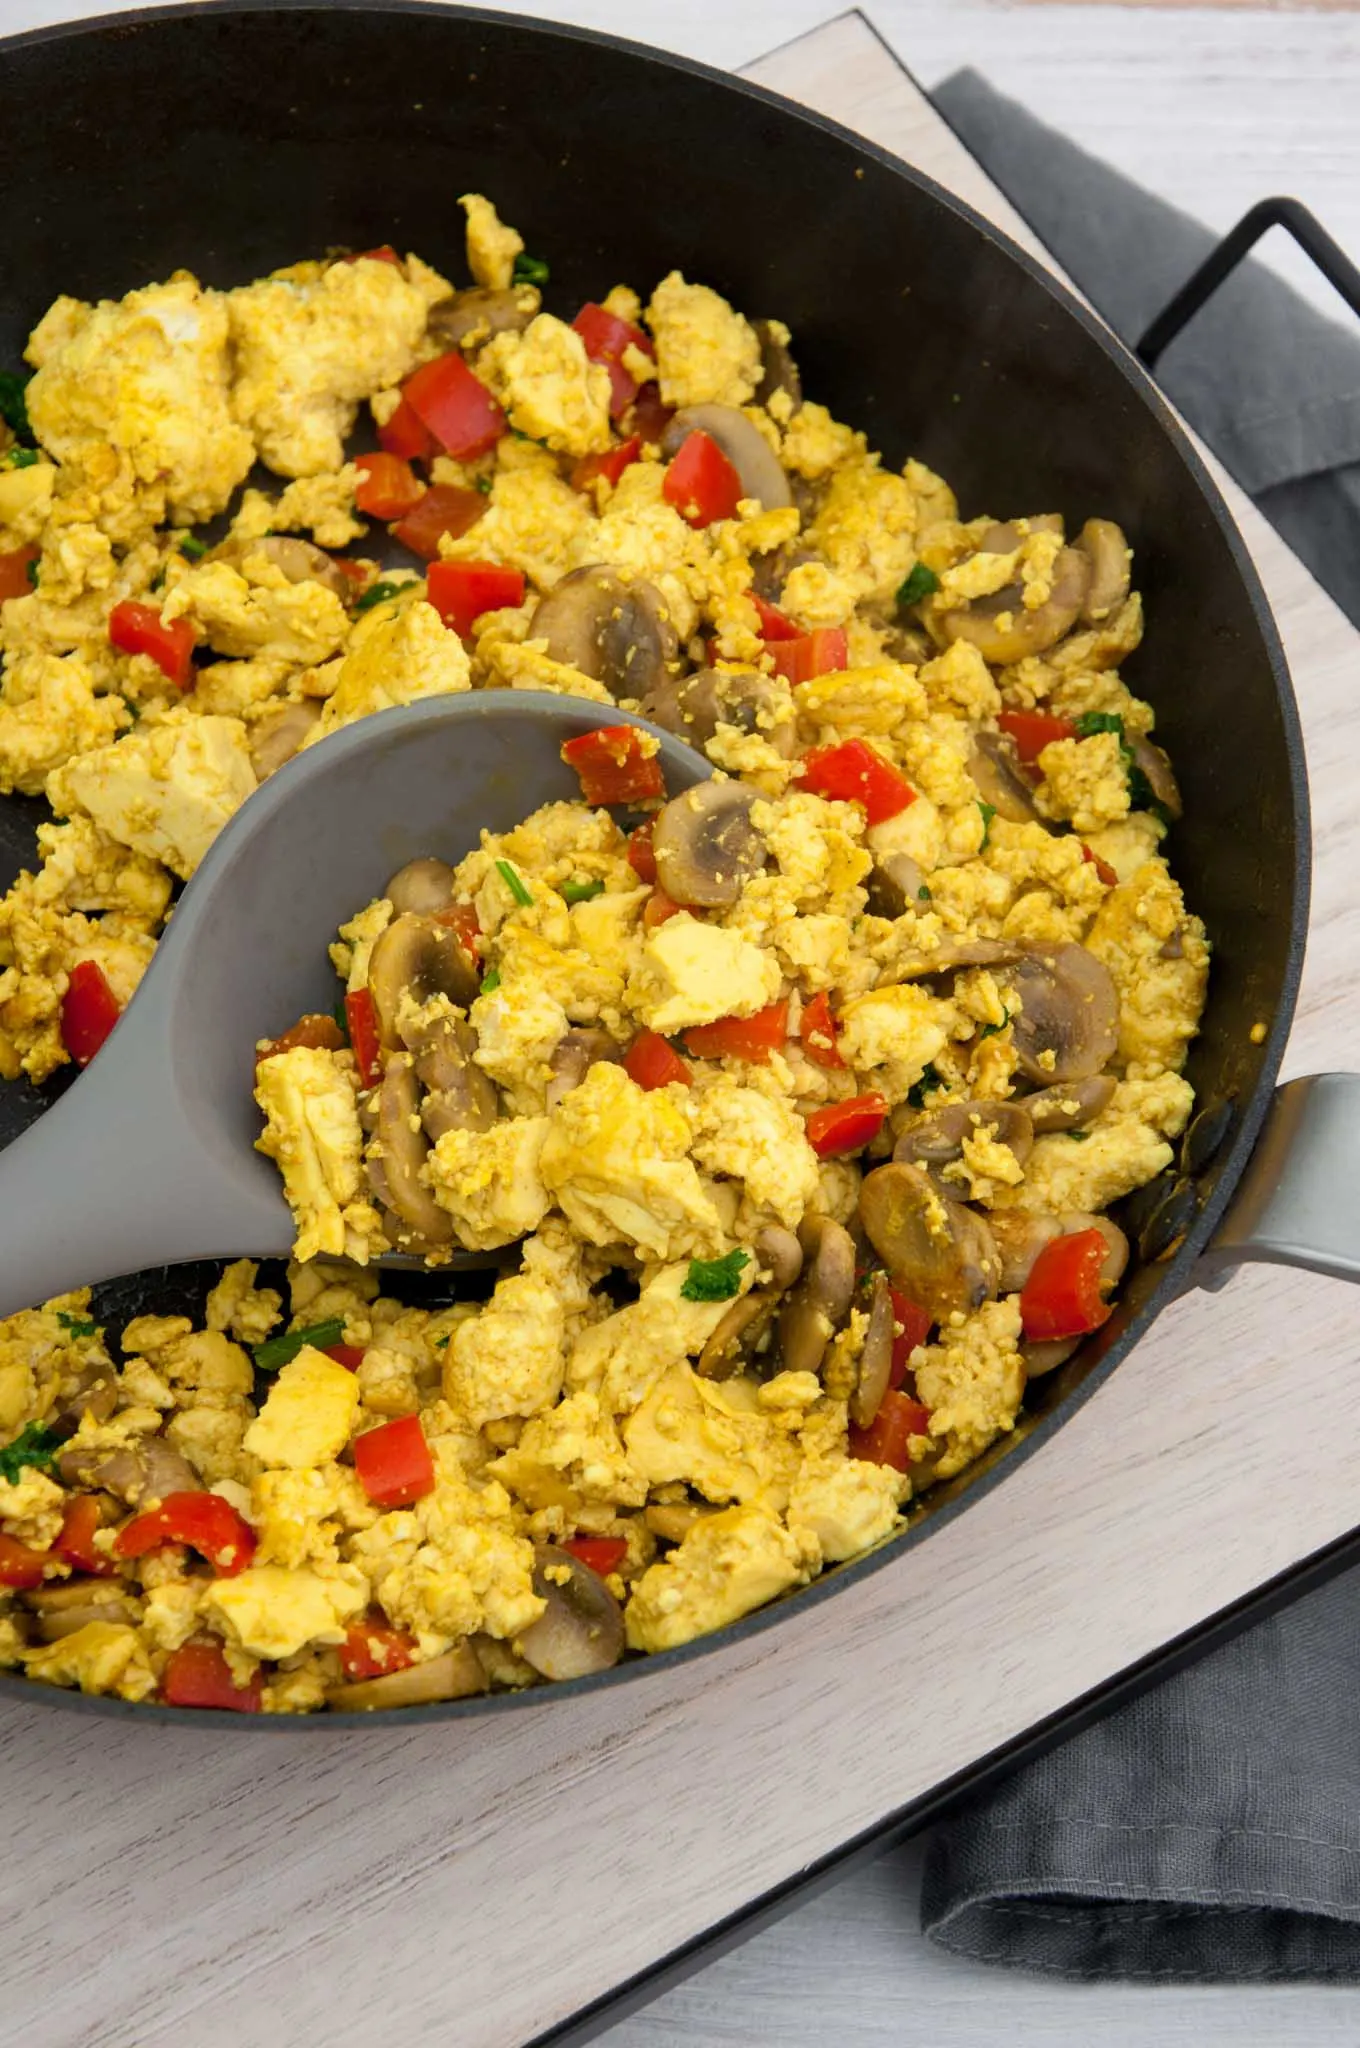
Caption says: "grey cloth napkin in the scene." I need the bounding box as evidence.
[920,70,1360,1978]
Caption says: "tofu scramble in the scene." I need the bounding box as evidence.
[0,199,1208,1712]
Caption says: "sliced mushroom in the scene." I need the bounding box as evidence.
[752,319,802,412]
[384,857,457,918]
[645,1502,719,1544]
[1021,1074,1117,1134]
[25,1582,138,1642]
[48,1364,118,1440]
[546,1027,622,1111]
[1127,733,1183,820]
[1061,1211,1130,1288]
[987,1211,1063,1293]
[427,285,538,349]
[372,1054,455,1246]
[57,1435,202,1503]
[752,1225,803,1290]
[366,912,479,1049]
[530,566,678,700]
[327,1641,489,1712]
[751,542,817,605]
[697,1289,781,1381]
[939,545,1090,666]
[1075,518,1131,623]
[881,622,933,665]
[402,1013,498,1141]
[866,851,925,920]
[661,404,793,511]
[979,516,1065,551]
[969,731,1044,826]
[212,535,351,603]
[850,1272,895,1431]
[1008,944,1119,1085]
[777,1215,856,1379]
[895,936,1025,980]
[1022,1336,1080,1378]
[517,1544,626,1680]
[893,1100,1033,1177]
[858,1161,999,1323]
[651,780,767,908]
[641,668,796,758]
[249,700,322,781]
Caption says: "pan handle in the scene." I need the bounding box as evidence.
[1196,1074,1360,1287]
[1136,198,1360,370]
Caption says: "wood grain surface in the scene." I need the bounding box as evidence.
[0,13,1357,2048]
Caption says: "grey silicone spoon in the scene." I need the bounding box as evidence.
[0,691,708,1319]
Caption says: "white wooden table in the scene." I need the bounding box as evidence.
[1,9,1358,2048]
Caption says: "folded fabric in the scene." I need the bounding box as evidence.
[932,67,1360,627]
[921,69,1360,1980]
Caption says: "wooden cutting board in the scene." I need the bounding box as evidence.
[6,16,1360,2048]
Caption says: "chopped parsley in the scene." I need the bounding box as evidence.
[56,1311,98,1338]
[179,534,208,561]
[480,967,502,994]
[496,858,533,908]
[149,567,166,593]
[977,1005,1011,1042]
[474,475,493,494]
[907,1061,942,1109]
[917,884,932,902]
[332,995,349,1037]
[560,877,604,905]
[680,1249,750,1302]
[977,799,997,848]
[434,1332,451,1351]
[3,446,39,470]
[25,558,38,588]
[1071,711,1167,819]
[0,1422,59,1484]
[1073,711,1123,739]
[895,561,940,609]
[354,578,403,613]
[252,1317,345,1374]
[1067,1129,1092,1142]
[0,370,34,444]
[512,252,551,287]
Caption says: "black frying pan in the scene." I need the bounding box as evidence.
[0,0,1341,1726]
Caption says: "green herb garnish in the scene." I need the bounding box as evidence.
[435,1332,451,1351]
[977,1005,1011,1043]
[56,1311,97,1338]
[560,877,604,905]
[332,995,350,1037]
[3,446,39,470]
[475,475,493,495]
[917,884,932,902]
[680,1249,750,1303]
[354,578,402,614]
[252,1317,345,1374]
[480,968,502,995]
[896,561,940,609]
[25,558,38,588]
[0,1422,59,1484]
[512,252,551,287]
[977,799,996,848]
[496,858,533,908]
[0,370,34,445]
[179,534,208,561]
[1073,711,1124,739]
[907,1061,942,1110]
[149,567,166,593]
[1067,1129,1092,1142]
[1071,712,1168,820]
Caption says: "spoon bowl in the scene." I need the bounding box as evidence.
[0,692,710,1319]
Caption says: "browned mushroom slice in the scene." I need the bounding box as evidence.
[645,1502,720,1544]
[545,1027,623,1111]
[893,1100,1034,1177]
[939,545,1090,666]
[48,1364,118,1440]
[24,1581,139,1642]
[427,285,538,349]
[858,1161,999,1323]
[777,1215,857,1378]
[366,912,480,1049]
[211,535,352,603]
[881,621,933,665]
[57,1435,202,1503]
[529,566,678,700]
[516,1544,626,1680]
[850,1272,896,1430]
[1008,944,1119,1085]
[1075,518,1131,623]
[249,700,322,781]
[651,780,767,908]
[988,1212,1063,1293]
[372,1054,456,1246]
[696,1288,780,1381]
[866,850,925,920]
[1022,1074,1117,1134]
[1127,733,1183,820]
[1022,1336,1080,1378]
[751,542,817,604]
[752,1225,803,1289]
[403,1013,498,1141]
[661,404,793,511]
[641,668,796,758]
[969,731,1044,826]
[326,1641,489,1712]
[752,319,802,412]
[384,857,457,918]
[895,936,1025,980]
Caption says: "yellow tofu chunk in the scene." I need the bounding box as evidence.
[627,914,781,1035]
[253,1046,378,1264]
[243,1345,361,1470]
[49,708,256,880]
[625,1504,815,1653]
[202,1563,366,1659]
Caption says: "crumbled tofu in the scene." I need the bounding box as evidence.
[625,1504,815,1652]
[476,315,612,456]
[48,709,256,880]
[253,1047,379,1263]
[646,272,762,409]
[243,1347,362,1470]
[627,915,781,1035]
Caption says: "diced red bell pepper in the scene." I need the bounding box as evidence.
[642,887,683,931]
[353,451,425,520]
[257,1013,345,1071]
[797,738,916,826]
[323,1344,366,1372]
[353,244,401,265]
[0,1532,49,1590]
[624,1029,691,1091]
[684,1000,789,1064]
[751,594,800,642]
[379,395,436,463]
[626,822,658,884]
[0,544,39,603]
[61,959,121,1069]
[888,1288,933,1389]
[1081,843,1119,888]
[354,1414,436,1509]
[663,429,742,527]
[562,1535,627,1576]
[162,1641,262,1713]
[108,599,195,687]
[572,303,656,421]
[390,482,486,560]
[115,1491,256,1577]
[561,725,666,807]
[331,557,370,594]
[629,384,674,447]
[848,1388,932,1471]
[55,1494,116,1577]
[433,903,482,957]
[1020,1228,1114,1342]
[570,436,642,493]
[339,1618,417,1681]
[798,991,845,1070]
[805,1092,889,1159]
[426,558,526,638]
[344,987,382,1088]
[767,627,848,686]
[997,708,1076,763]
[402,351,506,458]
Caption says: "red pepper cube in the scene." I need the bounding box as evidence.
[626,822,658,884]
[0,1532,48,1590]
[323,1343,367,1372]
[684,1000,789,1064]
[55,1495,116,1576]
[662,429,742,527]
[353,451,425,520]
[560,725,666,807]
[339,1619,418,1681]
[0,544,40,603]
[114,1490,256,1577]
[354,1415,436,1509]
[379,395,436,463]
[572,303,656,421]
[796,737,916,826]
[108,599,196,687]
[751,594,800,641]
[798,991,845,1071]
[426,559,526,639]
[624,1029,691,1091]
[767,628,848,687]
[344,987,382,1088]
[390,482,487,561]
[562,1536,627,1577]
[1020,1228,1114,1342]
[848,1388,932,1471]
[163,1641,262,1713]
[570,436,642,494]
[402,352,506,458]
[997,708,1077,763]
[804,1093,889,1159]
[60,959,121,1069]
